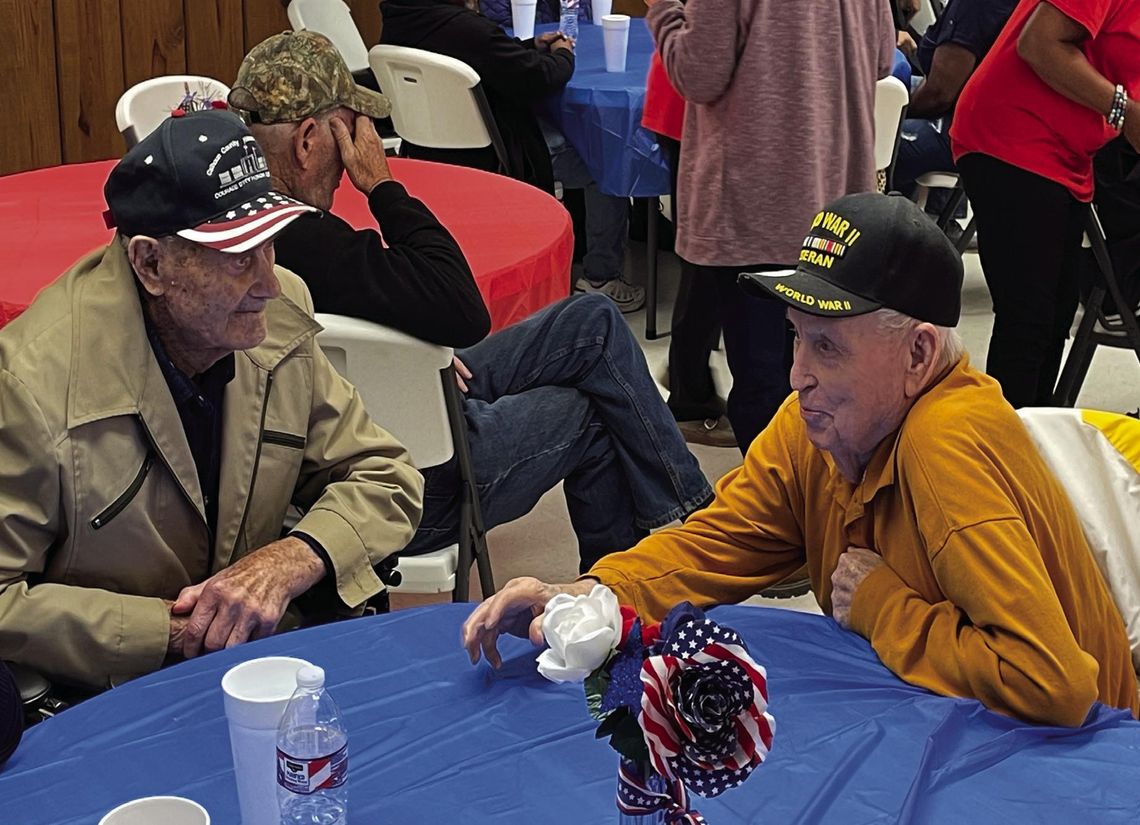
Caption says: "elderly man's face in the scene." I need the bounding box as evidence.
[158,237,281,357]
[787,308,912,480]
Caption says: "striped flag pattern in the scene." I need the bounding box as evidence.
[639,618,775,797]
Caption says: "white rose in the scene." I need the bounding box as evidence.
[536,584,623,683]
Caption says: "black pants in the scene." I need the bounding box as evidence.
[957,153,1085,407]
[658,134,725,423]
[684,264,792,453]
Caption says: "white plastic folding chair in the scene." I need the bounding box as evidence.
[313,313,495,600]
[115,75,231,148]
[1018,408,1140,672]
[873,75,910,193]
[913,171,977,254]
[368,44,510,172]
[287,0,370,73]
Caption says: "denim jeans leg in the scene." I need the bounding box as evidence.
[400,385,646,568]
[542,118,628,283]
[458,293,712,527]
[894,116,955,198]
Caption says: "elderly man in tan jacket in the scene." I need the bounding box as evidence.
[0,109,423,692]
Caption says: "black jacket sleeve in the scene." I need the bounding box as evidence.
[274,180,491,348]
[462,21,575,102]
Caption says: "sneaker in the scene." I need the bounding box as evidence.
[677,416,737,448]
[574,277,646,313]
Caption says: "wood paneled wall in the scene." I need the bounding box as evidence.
[0,0,383,176]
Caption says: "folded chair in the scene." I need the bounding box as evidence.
[115,75,231,148]
[314,313,495,600]
[1018,408,1140,671]
[1053,204,1140,406]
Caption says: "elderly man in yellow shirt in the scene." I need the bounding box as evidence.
[462,192,1139,728]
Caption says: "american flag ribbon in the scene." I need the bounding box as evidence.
[639,618,775,797]
[616,758,708,825]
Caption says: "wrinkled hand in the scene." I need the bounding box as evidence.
[330,114,393,194]
[896,30,917,58]
[169,537,326,659]
[461,576,595,668]
[453,355,473,393]
[1124,99,1140,154]
[830,546,884,628]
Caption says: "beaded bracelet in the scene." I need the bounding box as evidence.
[1108,84,1128,131]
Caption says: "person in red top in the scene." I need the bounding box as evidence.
[951,0,1140,407]
[642,53,734,448]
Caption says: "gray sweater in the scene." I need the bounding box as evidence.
[648,0,896,266]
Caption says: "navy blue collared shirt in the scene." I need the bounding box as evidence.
[917,0,1018,78]
[144,320,234,537]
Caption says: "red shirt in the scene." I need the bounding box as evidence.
[951,0,1140,201]
[641,52,685,141]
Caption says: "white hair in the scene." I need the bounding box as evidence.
[873,308,966,373]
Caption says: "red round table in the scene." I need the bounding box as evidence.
[0,158,572,331]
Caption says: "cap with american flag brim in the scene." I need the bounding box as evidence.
[104,108,317,253]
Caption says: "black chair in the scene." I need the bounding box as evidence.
[1053,203,1140,406]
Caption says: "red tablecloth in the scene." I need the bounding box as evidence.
[0,158,572,332]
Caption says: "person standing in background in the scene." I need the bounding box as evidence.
[952,0,1140,408]
[642,50,734,447]
[644,0,896,452]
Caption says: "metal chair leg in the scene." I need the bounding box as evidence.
[646,196,660,340]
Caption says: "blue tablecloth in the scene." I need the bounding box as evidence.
[540,21,669,198]
[5,604,1140,824]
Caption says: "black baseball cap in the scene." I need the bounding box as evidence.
[104,108,316,253]
[738,192,964,327]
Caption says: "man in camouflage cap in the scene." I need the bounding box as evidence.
[229,29,390,125]
[228,30,714,580]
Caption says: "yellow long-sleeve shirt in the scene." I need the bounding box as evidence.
[589,358,1138,727]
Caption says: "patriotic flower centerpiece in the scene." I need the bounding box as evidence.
[538,585,775,823]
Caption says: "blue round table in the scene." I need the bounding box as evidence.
[4,603,1139,824]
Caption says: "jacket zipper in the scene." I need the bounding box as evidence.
[262,429,305,450]
[232,372,275,552]
[90,450,155,529]
[134,416,214,553]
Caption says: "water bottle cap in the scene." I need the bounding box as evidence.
[295,664,325,689]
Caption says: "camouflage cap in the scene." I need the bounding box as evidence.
[228,30,390,124]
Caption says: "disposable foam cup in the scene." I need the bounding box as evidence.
[99,797,210,825]
[511,0,538,40]
[221,656,311,825]
[602,14,631,73]
[591,0,612,23]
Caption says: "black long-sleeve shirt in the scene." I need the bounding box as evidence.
[273,179,491,348]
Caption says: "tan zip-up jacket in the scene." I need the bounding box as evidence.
[0,243,424,689]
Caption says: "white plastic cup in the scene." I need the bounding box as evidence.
[511,0,538,40]
[602,14,631,73]
[221,656,311,825]
[591,0,612,22]
[99,797,210,825]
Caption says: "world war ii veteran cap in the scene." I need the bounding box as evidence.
[228,30,391,124]
[103,108,316,252]
[738,192,964,327]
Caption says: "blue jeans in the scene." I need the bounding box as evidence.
[895,116,955,196]
[403,294,713,571]
[540,119,629,283]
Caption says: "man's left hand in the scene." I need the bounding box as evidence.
[170,537,327,659]
[830,546,884,628]
[453,355,473,393]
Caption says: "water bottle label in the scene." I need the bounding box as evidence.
[277,743,348,795]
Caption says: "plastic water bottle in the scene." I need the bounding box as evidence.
[559,0,579,42]
[276,665,348,825]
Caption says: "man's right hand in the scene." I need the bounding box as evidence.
[461,576,596,668]
[537,32,574,53]
[330,114,394,195]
